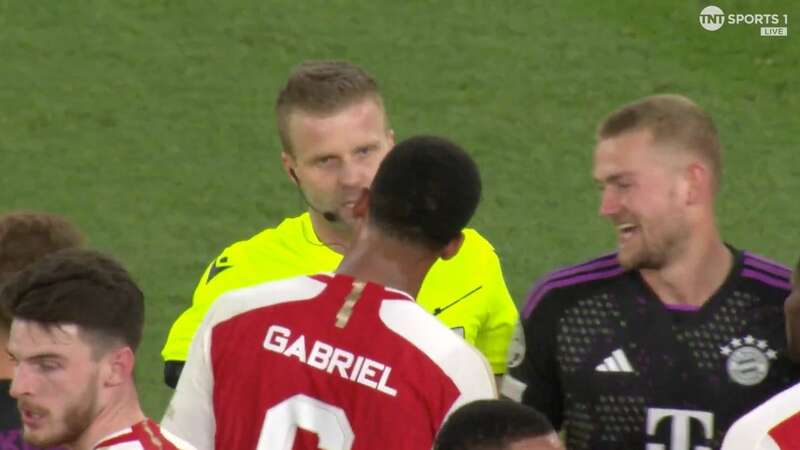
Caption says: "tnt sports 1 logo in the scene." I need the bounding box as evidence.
[699,5,725,31]
[699,5,789,37]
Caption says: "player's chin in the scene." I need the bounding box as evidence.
[620,249,664,271]
[22,429,59,449]
[617,248,641,270]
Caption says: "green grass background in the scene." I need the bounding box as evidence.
[1,0,797,417]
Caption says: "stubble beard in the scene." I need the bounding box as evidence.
[619,218,689,271]
[23,374,99,449]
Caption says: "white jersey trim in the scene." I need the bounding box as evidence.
[379,299,497,420]
[722,381,800,450]
[93,423,196,450]
[162,275,328,450]
[204,274,329,325]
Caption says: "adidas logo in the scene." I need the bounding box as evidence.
[595,348,634,373]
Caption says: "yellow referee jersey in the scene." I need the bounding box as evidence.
[162,212,518,374]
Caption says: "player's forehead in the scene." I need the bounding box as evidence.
[592,129,666,181]
[286,98,388,159]
[8,319,87,358]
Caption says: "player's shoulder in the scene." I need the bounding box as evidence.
[158,426,197,450]
[94,419,197,450]
[722,382,800,450]
[379,298,489,368]
[738,250,792,295]
[521,252,626,319]
[204,274,329,328]
[378,299,495,397]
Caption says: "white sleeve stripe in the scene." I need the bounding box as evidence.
[162,276,327,450]
[379,300,496,414]
[205,275,328,327]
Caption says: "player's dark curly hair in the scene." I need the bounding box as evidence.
[369,135,481,250]
[435,400,557,450]
[0,248,144,357]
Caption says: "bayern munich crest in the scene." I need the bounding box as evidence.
[720,335,777,386]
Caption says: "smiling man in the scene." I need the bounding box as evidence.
[2,249,193,450]
[161,60,518,388]
[503,95,799,450]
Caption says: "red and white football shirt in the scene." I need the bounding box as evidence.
[93,418,195,449]
[162,274,496,450]
[722,381,800,450]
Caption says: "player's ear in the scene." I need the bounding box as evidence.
[102,346,135,388]
[387,128,395,147]
[281,151,299,185]
[685,161,709,205]
[353,188,370,219]
[440,232,465,261]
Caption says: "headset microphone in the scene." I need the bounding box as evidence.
[289,168,339,222]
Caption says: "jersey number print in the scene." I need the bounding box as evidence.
[258,394,355,449]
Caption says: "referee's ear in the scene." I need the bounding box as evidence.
[103,346,135,388]
[353,188,370,220]
[439,232,465,261]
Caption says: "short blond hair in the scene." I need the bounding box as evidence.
[597,94,722,190]
[275,60,385,154]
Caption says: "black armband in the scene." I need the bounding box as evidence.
[164,360,186,389]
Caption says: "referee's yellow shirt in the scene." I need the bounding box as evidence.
[162,213,518,374]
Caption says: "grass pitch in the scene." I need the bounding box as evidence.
[1,0,797,416]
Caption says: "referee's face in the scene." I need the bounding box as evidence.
[283,97,394,230]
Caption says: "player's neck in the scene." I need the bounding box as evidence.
[308,210,353,254]
[70,385,146,450]
[336,227,436,298]
[640,229,732,307]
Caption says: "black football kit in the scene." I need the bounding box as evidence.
[505,249,799,450]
